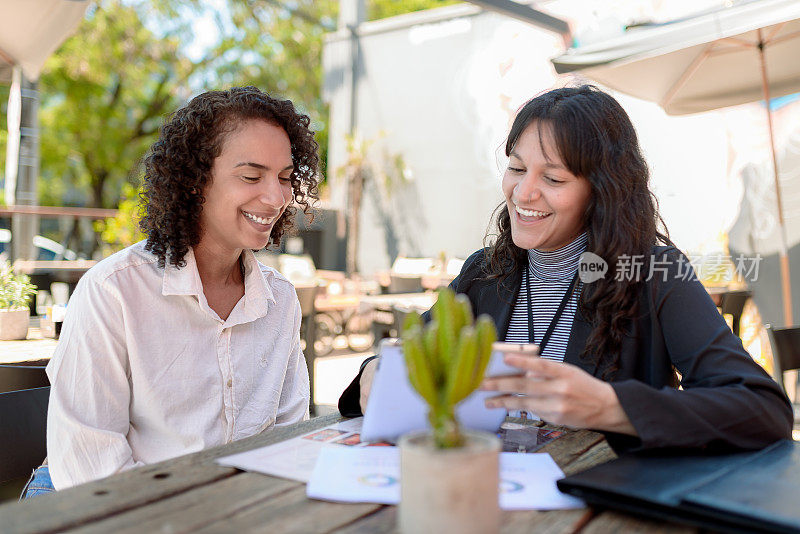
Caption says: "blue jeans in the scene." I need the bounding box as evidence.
[20,465,55,500]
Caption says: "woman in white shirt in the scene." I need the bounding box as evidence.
[24,86,319,495]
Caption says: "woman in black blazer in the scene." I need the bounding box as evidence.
[339,85,792,452]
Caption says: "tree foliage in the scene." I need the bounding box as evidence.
[2,0,455,217]
[369,0,459,20]
[38,0,223,208]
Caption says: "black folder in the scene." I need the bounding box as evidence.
[557,439,800,534]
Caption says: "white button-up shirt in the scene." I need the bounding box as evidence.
[46,241,309,490]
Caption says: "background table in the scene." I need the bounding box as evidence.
[0,414,697,533]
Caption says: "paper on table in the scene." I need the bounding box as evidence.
[216,417,366,483]
[306,446,584,510]
[499,452,583,510]
[307,447,401,504]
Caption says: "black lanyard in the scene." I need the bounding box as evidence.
[526,269,579,354]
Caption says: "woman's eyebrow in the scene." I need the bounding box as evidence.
[234,161,294,171]
[543,162,568,171]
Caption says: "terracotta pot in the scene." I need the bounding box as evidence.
[398,429,501,534]
[0,308,30,341]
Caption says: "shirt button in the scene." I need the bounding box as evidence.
[227,379,232,388]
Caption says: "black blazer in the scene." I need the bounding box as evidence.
[339,247,793,453]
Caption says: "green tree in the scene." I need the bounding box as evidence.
[37,0,214,208]
[35,0,342,210]
[1,0,458,233]
[369,0,459,20]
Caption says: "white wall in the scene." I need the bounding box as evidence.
[324,0,797,273]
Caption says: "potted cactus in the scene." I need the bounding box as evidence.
[0,261,37,340]
[398,287,500,534]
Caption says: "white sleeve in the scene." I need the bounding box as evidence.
[275,298,310,426]
[46,274,144,490]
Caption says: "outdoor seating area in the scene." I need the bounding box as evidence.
[2,0,800,532]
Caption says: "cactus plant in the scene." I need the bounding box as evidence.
[401,287,497,448]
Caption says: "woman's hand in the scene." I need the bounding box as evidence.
[359,358,379,414]
[481,354,638,436]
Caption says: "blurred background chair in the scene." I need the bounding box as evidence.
[0,365,49,394]
[720,290,752,337]
[392,304,414,338]
[296,283,322,413]
[766,324,800,402]
[388,274,424,294]
[386,257,433,294]
[0,386,50,494]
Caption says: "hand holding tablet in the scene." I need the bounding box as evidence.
[360,340,537,442]
[487,343,539,377]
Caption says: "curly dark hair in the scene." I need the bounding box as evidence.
[485,85,672,376]
[140,86,320,268]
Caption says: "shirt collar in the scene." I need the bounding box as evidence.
[162,247,204,297]
[527,231,588,280]
[238,248,275,323]
[162,248,276,324]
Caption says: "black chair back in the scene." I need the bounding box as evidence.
[0,365,49,394]
[720,290,751,337]
[0,386,49,484]
[766,325,800,397]
[295,284,321,412]
[295,285,320,319]
[388,275,423,294]
[392,305,414,338]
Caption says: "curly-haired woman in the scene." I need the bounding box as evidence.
[29,87,319,495]
[340,85,792,452]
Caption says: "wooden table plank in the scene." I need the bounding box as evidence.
[69,473,299,534]
[560,440,617,477]
[194,486,383,534]
[501,509,591,534]
[1,461,237,534]
[328,507,591,534]
[537,427,607,469]
[1,414,652,534]
[0,415,342,534]
[329,506,396,534]
[582,510,696,534]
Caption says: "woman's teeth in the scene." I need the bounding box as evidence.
[243,211,274,225]
[515,205,551,218]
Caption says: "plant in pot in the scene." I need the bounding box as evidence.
[0,261,37,340]
[399,287,500,534]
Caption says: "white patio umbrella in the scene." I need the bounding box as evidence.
[1,0,89,231]
[0,0,90,83]
[552,0,800,326]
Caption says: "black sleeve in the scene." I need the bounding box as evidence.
[337,249,488,417]
[337,355,379,417]
[610,248,793,452]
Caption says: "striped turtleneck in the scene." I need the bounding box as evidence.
[505,232,588,361]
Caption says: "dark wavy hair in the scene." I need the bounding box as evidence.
[485,85,672,376]
[140,86,320,268]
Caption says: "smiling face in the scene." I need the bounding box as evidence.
[502,122,592,251]
[198,119,294,256]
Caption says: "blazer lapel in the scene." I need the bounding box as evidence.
[563,306,599,376]
[478,268,523,340]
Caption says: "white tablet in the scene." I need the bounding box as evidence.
[360,339,530,442]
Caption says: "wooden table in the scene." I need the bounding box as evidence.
[0,325,57,365]
[0,414,696,533]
